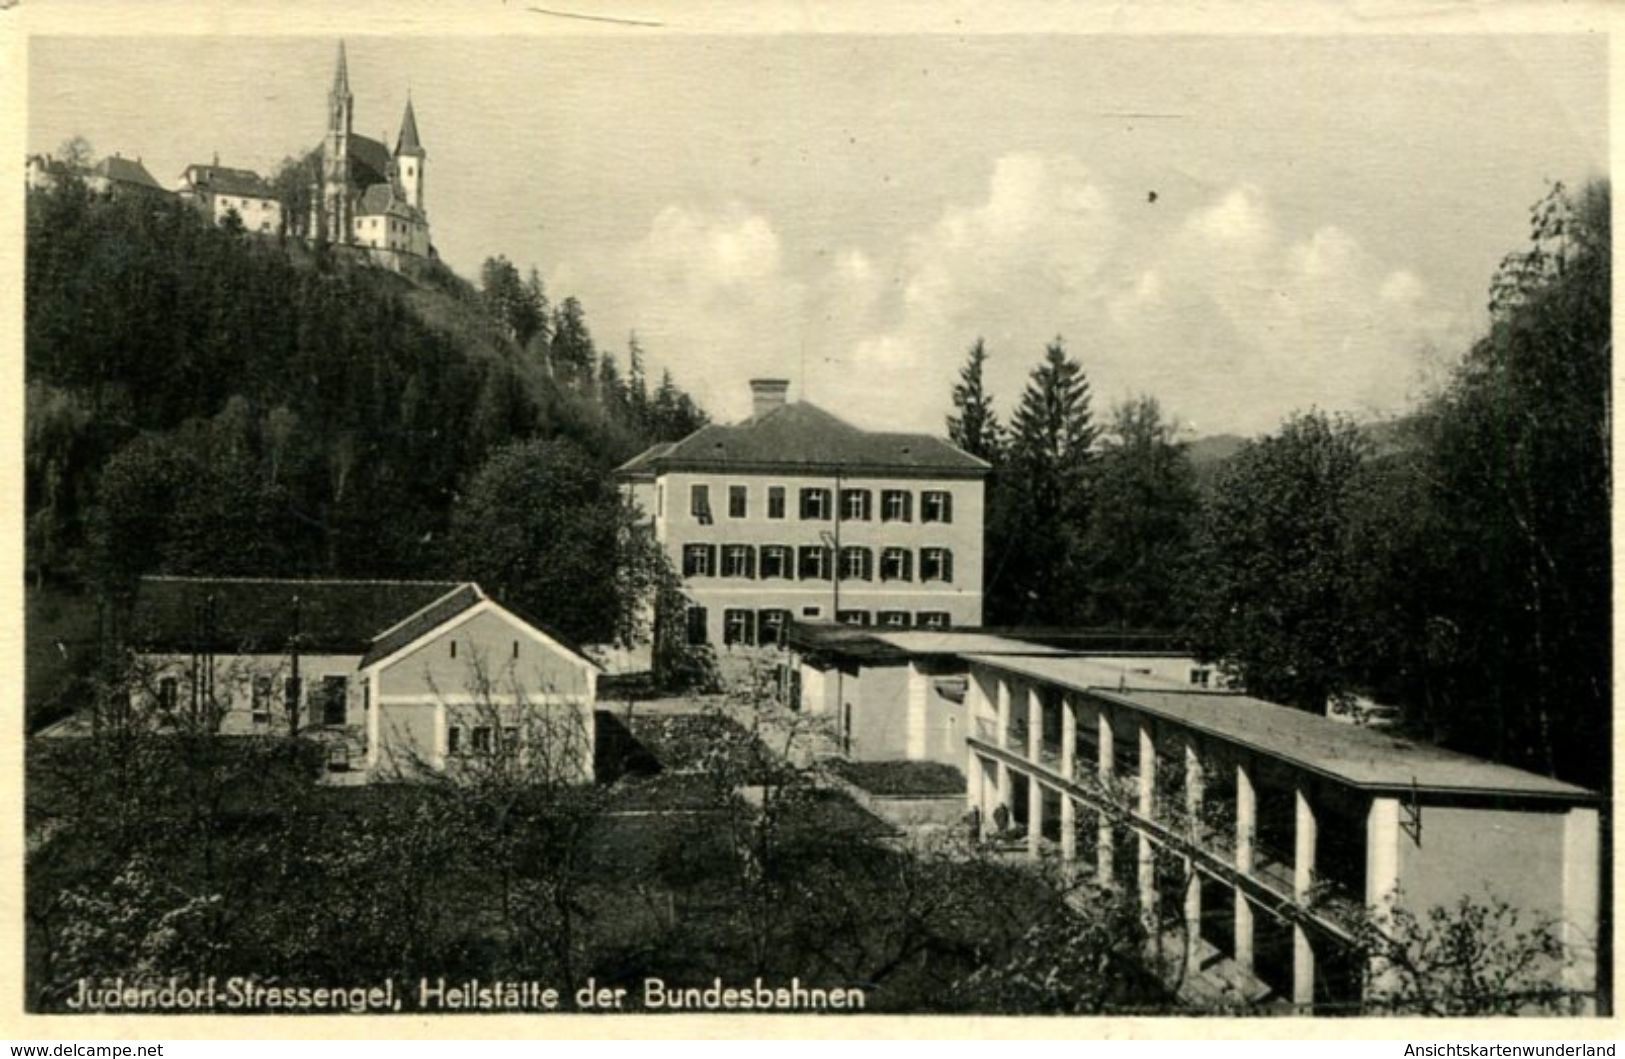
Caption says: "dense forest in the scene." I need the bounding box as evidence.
[24,172,707,706]
[956,181,1610,792]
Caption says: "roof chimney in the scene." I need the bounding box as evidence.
[749,378,790,419]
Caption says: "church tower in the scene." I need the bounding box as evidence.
[394,95,426,213]
[318,41,354,243]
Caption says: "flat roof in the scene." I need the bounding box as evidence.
[869,630,1071,657]
[964,653,1595,802]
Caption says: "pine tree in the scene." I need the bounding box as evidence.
[990,336,1099,625]
[1009,335,1097,514]
[946,338,1003,461]
[626,332,650,431]
[549,297,595,388]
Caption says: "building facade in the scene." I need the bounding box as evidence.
[121,576,597,782]
[178,161,284,234]
[961,653,1601,1013]
[618,379,990,658]
[790,624,1215,768]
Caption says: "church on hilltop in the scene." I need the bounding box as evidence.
[309,41,432,259]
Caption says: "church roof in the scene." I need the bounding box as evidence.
[346,133,391,189]
[616,401,990,478]
[396,98,425,157]
[355,183,424,220]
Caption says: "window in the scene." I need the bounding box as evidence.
[839,546,873,581]
[157,676,179,713]
[767,486,786,519]
[1190,668,1212,688]
[722,544,756,579]
[685,606,708,646]
[450,640,457,659]
[682,543,716,577]
[320,675,348,726]
[840,489,872,521]
[283,676,302,716]
[877,610,912,628]
[723,609,757,646]
[447,725,463,755]
[758,609,790,646]
[503,726,519,750]
[471,726,493,754]
[760,545,792,579]
[837,610,870,626]
[920,547,954,583]
[251,675,274,725]
[880,547,913,582]
[916,611,951,629]
[881,490,913,523]
[657,483,665,518]
[802,606,823,618]
[922,490,953,524]
[800,487,832,520]
[798,544,832,580]
[728,485,748,518]
[691,484,712,522]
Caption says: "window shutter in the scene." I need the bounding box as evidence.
[942,492,953,524]
[943,549,954,583]
[904,550,914,581]
[708,544,718,576]
[904,492,913,522]
[744,545,756,579]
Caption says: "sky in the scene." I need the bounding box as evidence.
[28,32,1608,436]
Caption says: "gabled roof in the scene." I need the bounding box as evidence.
[185,164,276,199]
[95,155,163,191]
[396,98,424,157]
[130,576,467,656]
[358,583,484,668]
[616,441,675,480]
[615,402,989,478]
[964,653,1597,802]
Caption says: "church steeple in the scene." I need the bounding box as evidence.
[395,93,426,213]
[331,40,351,101]
[318,39,355,244]
[395,96,425,158]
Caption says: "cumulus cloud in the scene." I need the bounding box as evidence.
[554,156,1464,436]
[554,203,809,422]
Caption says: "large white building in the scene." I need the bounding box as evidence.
[617,379,991,663]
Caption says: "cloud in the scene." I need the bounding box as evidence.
[551,204,808,421]
[553,157,1464,437]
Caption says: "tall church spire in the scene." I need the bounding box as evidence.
[331,40,351,99]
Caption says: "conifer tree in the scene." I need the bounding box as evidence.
[946,338,1003,461]
[988,336,1099,625]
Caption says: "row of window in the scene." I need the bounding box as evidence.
[682,484,954,525]
[686,606,951,646]
[157,672,354,727]
[447,724,520,756]
[682,544,954,583]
